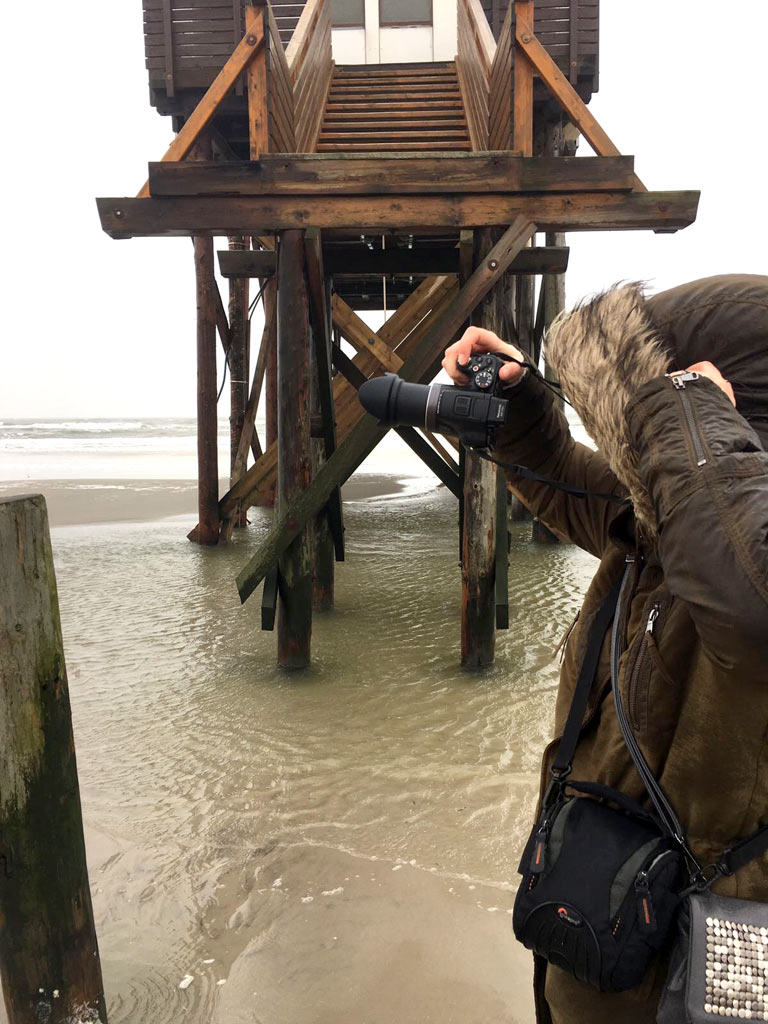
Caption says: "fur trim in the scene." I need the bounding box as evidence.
[544,283,671,539]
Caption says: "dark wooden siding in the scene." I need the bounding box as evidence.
[142,0,597,119]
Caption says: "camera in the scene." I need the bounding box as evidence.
[358,353,510,450]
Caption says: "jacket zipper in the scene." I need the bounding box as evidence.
[670,372,708,467]
[627,604,661,731]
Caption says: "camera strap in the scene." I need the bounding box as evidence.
[477,450,630,505]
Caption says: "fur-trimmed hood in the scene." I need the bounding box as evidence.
[544,282,670,537]
[543,275,768,540]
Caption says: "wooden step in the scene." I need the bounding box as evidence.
[319,130,469,142]
[316,142,471,151]
[335,67,457,79]
[326,100,464,111]
[330,82,460,92]
[328,91,463,104]
[324,109,466,121]
[323,120,468,132]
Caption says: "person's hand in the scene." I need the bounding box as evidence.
[442,327,526,387]
[686,361,736,407]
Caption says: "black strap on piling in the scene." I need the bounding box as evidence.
[548,577,624,783]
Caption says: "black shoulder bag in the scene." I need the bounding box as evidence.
[513,556,768,1000]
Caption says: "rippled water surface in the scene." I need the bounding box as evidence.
[21,487,597,1023]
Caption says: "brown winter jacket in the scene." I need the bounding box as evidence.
[493,275,768,1022]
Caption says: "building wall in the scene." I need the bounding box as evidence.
[331,0,458,65]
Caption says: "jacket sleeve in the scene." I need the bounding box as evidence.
[626,374,768,672]
[492,371,627,560]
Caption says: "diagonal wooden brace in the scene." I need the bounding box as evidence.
[137,14,266,198]
[236,216,535,604]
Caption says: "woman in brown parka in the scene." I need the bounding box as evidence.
[443,274,768,1023]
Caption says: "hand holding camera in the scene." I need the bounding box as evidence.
[442,327,527,389]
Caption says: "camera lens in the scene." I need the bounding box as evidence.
[358,374,430,426]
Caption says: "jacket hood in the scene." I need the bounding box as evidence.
[544,275,768,539]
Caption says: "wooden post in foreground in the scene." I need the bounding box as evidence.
[461,228,500,668]
[0,496,106,1024]
[276,230,313,667]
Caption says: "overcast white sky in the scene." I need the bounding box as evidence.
[2,2,766,417]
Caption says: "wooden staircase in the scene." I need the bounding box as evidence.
[317,63,472,153]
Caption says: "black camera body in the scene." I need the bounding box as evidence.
[358,353,510,450]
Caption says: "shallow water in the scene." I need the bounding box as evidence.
[5,485,597,1023]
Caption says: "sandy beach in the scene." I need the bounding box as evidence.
[0,474,411,529]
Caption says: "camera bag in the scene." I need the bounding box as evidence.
[513,558,690,991]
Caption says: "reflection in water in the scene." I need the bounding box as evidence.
[38,487,596,1024]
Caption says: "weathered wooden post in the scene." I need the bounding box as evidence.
[0,496,106,1024]
[192,134,220,545]
[461,228,502,668]
[228,236,250,528]
[276,230,313,667]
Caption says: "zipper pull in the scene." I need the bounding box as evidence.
[646,606,660,635]
[635,871,657,932]
[667,371,700,390]
[529,821,550,875]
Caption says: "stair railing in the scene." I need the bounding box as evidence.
[456,0,496,151]
[287,0,334,152]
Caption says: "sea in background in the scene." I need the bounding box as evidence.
[0,418,598,1024]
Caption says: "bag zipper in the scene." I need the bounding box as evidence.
[670,372,708,468]
[633,849,676,934]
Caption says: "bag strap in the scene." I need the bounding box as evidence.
[716,826,768,877]
[549,577,623,782]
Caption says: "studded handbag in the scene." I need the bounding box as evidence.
[657,892,768,1024]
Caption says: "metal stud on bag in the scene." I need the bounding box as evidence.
[703,916,768,1019]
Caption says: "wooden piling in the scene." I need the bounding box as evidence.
[276,230,313,667]
[461,228,502,668]
[0,495,106,1024]
[228,236,250,528]
[192,135,220,545]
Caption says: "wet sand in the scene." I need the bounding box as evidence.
[0,475,410,528]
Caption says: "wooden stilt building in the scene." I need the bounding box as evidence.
[97,0,699,669]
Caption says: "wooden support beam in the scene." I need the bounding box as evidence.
[98,190,700,237]
[305,230,345,564]
[0,496,107,1024]
[193,215,221,546]
[461,226,505,668]
[147,154,638,198]
[495,466,510,628]
[136,17,266,198]
[513,1,535,157]
[227,237,250,531]
[245,3,269,159]
[327,244,568,278]
[331,296,403,373]
[236,218,534,603]
[276,230,313,667]
[218,249,277,278]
